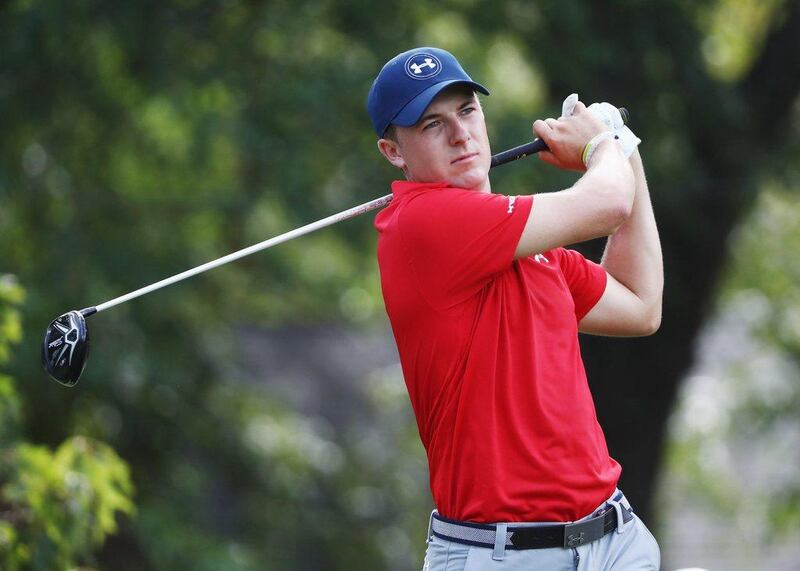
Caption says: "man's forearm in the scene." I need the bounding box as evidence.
[600,150,664,326]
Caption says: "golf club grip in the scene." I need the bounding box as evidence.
[490,106,629,169]
[490,139,547,168]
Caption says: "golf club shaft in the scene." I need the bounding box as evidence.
[80,136,550,317]
[85,194,394,315]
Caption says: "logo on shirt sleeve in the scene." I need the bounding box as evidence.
[534,253,550,264]
[507,196,517,214]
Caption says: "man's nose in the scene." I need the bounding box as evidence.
[449,118,470,145]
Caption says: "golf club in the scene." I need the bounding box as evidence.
[43,109,629,387]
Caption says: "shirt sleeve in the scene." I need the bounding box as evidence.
[398,189,533,309]
[556,247,608,320]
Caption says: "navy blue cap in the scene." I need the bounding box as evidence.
[367,47,490,137]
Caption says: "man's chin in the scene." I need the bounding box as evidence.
[450,169,490,192]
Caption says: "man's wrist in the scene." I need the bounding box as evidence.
[582,132,619,167]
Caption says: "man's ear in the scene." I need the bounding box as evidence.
[377,138,406,170]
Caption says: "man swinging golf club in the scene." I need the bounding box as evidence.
[369,47,663,570]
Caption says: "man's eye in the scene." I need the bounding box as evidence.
[423,121,440,130]
[461,107,475,115]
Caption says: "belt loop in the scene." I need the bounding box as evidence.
[606,493,629,535]
[492,523,508,561]
[613,501,626,534]
[426,510,437,544]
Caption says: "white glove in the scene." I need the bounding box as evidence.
[587,101,641,157]
[560,93,641,163]
[560,93,580,119]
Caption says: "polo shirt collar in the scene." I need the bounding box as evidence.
[391,180,452,196]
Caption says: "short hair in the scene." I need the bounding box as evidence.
[383,124,398,142]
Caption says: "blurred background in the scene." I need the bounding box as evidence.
[1,0,799,569]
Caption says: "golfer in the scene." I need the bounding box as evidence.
[368,47,663,570]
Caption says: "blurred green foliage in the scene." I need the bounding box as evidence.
[659,185,800,568]
[0,0,798,568]
[665,187,800,527]
[1,276,135,570]
[698,0,785,81]
[0,276,24,447]
[656,6,800,555]
[0,437,135,570]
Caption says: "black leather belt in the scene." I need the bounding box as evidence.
[430,500,634,550]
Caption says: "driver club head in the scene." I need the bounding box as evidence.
[42,310,90,387]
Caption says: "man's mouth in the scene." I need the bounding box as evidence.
[451,152,479,165]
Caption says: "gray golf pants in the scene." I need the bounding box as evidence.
[422,491,660,571]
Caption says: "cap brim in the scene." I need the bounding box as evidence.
[389,80,490,130]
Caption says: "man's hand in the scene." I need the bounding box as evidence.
[586,102,641,158]
[532,100,609,172]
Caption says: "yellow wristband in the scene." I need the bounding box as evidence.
[582,131,619,167]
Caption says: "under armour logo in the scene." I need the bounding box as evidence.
[405,53,443,80]
[566,532,586,547]
[410,58,436,74]
[534,253,549,264]
[507,196,517,214]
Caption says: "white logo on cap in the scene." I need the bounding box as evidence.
[405,53,442,80]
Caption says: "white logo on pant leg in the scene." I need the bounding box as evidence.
[534,253,549,264]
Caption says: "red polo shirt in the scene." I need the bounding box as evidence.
[375,180,621,523]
